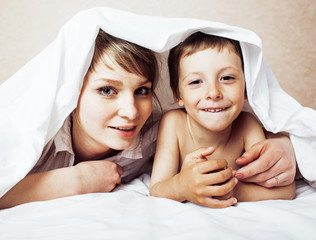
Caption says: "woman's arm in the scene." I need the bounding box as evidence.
[0,160,123,209]
[150,111,237,208]
[233,113,296,201]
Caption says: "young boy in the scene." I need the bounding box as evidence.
[149,32,296,208]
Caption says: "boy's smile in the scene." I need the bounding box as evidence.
[177,47,245,134]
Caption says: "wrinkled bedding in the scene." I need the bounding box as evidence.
[0,175,315,240]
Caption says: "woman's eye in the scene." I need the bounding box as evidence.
[97,87,117,96]
[135,87,151,96]
[189,80,202,85]
[221,76,235,81]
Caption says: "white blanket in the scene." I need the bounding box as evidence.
[0,6,316,204]
[0,174,316,239]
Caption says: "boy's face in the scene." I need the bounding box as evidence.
[73,57,152,156]
[177,47,245,132]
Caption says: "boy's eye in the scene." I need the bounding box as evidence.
[135,87,151,96]
[221,76,235,81]
[97,87,117,96]
[189,79,202,85]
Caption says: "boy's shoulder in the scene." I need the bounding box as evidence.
[161,108,187,125]
[236,111,260,124]
[234,111,263,133]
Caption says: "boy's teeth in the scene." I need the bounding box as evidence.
[205,108,226,112]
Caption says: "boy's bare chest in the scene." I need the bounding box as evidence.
[179,135,244,170]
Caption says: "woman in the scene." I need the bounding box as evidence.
[0,29,160,208]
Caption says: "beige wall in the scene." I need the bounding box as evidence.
[1,0,315,109]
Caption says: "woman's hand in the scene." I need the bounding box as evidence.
[177,147,238,208]
[234,136,296,187]
[75,160,124,194]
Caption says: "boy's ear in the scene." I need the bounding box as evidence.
[173,92,185,107]
[176,98,184,107]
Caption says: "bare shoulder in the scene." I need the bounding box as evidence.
[234,111,266,150]
[160,108,186,127]
[235,111,261,128]
[233,111,263,138]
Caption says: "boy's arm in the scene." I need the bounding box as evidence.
[0,160,123,209]
[149,111,184,201]
[150,111,237,208]
[233,181,296,202]
[234,112,296,202]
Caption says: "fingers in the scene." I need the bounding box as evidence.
[254,172,294,188]
[187,147,215,163]
[112,164,124,186]
[238,159,281,183]
[202,196,237,208]
[235,137,296,188]
[200,167,233,185]
[236,141,264,166]
[203,177,238,197]
[196,158,228,174]
[200,178,238,208]
[116,164,124,176]
[235,149,275,180]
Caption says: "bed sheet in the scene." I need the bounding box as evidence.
[0,175,315,240]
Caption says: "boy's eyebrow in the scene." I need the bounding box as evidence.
[182,66,242,81]
[182,72,200,80]
[220,66,241,71]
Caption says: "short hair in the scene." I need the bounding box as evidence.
[89,29,159,91]
[168,32,244,99]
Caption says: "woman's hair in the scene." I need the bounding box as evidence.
[168,32,244,99]
[89,29,159,91]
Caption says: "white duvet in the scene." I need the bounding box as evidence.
[0,7,316,239]
[0,175,316,239]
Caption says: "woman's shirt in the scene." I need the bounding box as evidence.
[28,116,158,183]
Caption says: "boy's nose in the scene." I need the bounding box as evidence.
[204,82,223,101]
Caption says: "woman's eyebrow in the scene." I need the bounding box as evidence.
[93,78,123,86]
[138,79,152,86]
[93,78,151,86]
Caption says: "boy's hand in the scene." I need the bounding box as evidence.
[75,160,124,194]
[178,147,238,208]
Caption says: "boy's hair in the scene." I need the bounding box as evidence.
[168,32,244,99]
[89,29,159,91]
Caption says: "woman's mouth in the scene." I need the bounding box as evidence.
[110,126,136,131]
[109,125,137,138]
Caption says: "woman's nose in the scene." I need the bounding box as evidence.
[204,82,223,101]
[118,95,138,120]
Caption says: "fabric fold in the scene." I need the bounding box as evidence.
[0,7,315,197]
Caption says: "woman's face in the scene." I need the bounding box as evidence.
[72,57,152,160]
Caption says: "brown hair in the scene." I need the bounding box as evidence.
[168,32,244,99]
[89,29,159,91]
